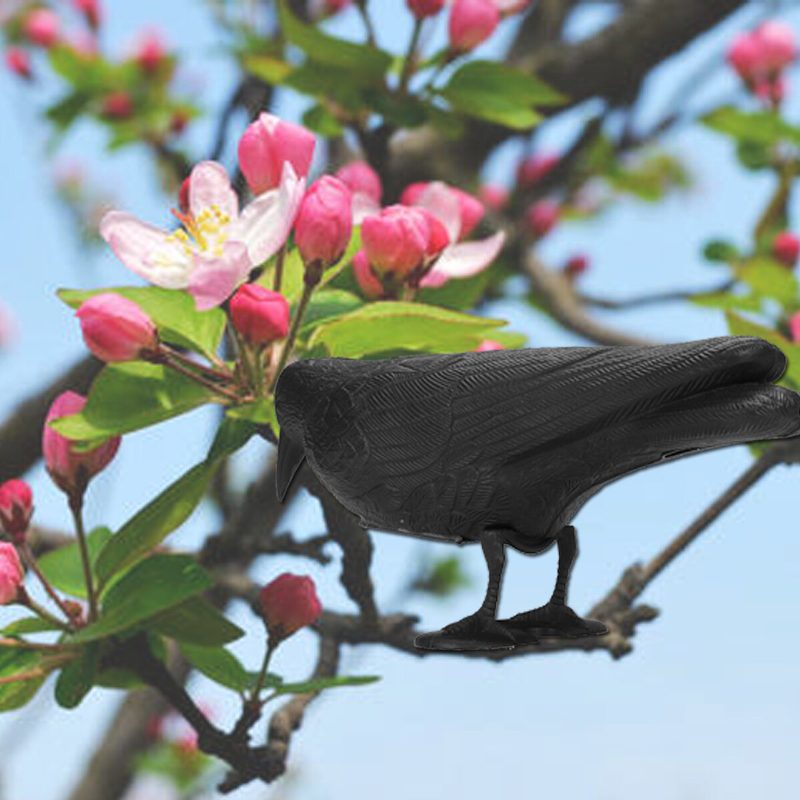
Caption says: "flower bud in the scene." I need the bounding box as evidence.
[76,293,158,363]
[756,21,796,72]
[134,29,167,74]
[772,231,800,267]
[352,250,384,300]
[43,391,121,498]
[238,113,315,195]
[5,47,32,80]
[564,253,590,278]
[790,311,800,343]
[476,339,504,352]
[478,184,509,211]
[525,200,559,238]
[23,8,60,48]
[335,161,382,203]
[727,32,764,81]
[229,284,290,346]
[309,0,351,19]
[448,0,499,52]
[259,573,322,643]
[101,91,134,120]
[0,543,23,606]
[401,181,484,240]
[407,0,445,19]
[0,480,33,543]
[517,153,559,187]
[73,0,101,30]
[362,205,446,279]
[294,177,353,268]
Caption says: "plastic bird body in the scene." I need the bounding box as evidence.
[275,336,800,651]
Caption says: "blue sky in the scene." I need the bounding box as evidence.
[1,2,799,799]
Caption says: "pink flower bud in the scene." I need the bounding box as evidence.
[0,543,23,606]
[755,76,786,105]
[101,91,133,120]
[238,113,316,195]
[525,200,560,238]
[790,311,800,343]
[23,8,60,48]
[309,0,352,18]
[727,32,763,81]
[294,176,353,267]
[476,339,504,352]
[449,0,499,52]
[401,181,484,240]
[229,284,290,346]
[773,231,800,267]
[517,153,559,187]
[76,293,158,363]
[5,47,32,80]
[564,253,590,278]
[478,184,509,211]
[756,21,796,72]
[335,161,382,203]
[0,480,33,543]
[134,29,167,74]
[170,110,190,136]
[43,391,121,498]
[73,0,101,30]
[421,209,451,258]
[259,573,322,643]
[407,0,445,19]
[352,250,384,299]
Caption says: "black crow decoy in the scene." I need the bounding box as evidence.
[275,336,800,651]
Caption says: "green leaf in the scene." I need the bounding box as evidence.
[285,62,368,111]
[258,249,305,303]
[58,286,226,360]
[180,643,251,692]
[73,555,213,643]
[54,645,98,709]
[242,54,293,84]
[0,649,46,712]
[38,527,112,600]
[702,107,800,147]
[271,674,380,696]
[418,269,493,311]
[302,104,345,137]
[439,60,563,130]
[46,91,91,131]
[226,399,279,432]
[50,361,216,446]
[737,258,799,306]
[148,597,244,646]
[691,292,762,312]
[95,463,215,586]
[702,239,740,264]
[725,311,800,387]
[299,289,364,336]
[279,1,391,77]
[306,302,508,357]
[206,416,259,462]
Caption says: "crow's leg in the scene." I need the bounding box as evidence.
[500,526,608,642]
[414,528,516,652]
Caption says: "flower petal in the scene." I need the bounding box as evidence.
[187,240,252,310]
[189,161,238,219]
[229,162,305,265]
[352,192,381,225]
[414,181,462,242]
[99,210,191,289]
[420,231,506,287]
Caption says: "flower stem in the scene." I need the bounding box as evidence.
[272,244,287,293]
[249,639,276,703]
[18,590,72,632]
[156,350,241,402]
[68,493,97,624]
[269,271,319,392]
[399,19,423,93]
[19,544,76,628]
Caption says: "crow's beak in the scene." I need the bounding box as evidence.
[276,431,306,503]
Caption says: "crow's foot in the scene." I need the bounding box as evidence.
[414,613,516,652]
[500,602,608,641]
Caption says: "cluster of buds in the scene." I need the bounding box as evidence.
[727,21,796,106]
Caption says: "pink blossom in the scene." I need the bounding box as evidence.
[134,29,167,74]
[773,231,800,268]
[238,113,315,195]
[362,205,441,279]
[478,184,509,211]
[517,153,559,187]
[564,253,590,278]
[101,91,134,120]
[294,176,353,267]
[526,200,560,238]
[493,0,530,14]
[0,543,23,605]
[43,392,121,497]
[352,250,384,299]
[0,479,33,542]
[23,8,60,48]
[260,573,322,643]
[727,21,796,86]
[100,160,305,310]
[335,161,382,223]
[790,312,800,343]
[407,0,446,19]
[756,21,796,71]
[449,0,499,52]
[73,0,101,30]
[76,293,158,362]
[5,47,32,79]
[229,284,290,345]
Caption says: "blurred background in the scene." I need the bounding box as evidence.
[1,1,799,798]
